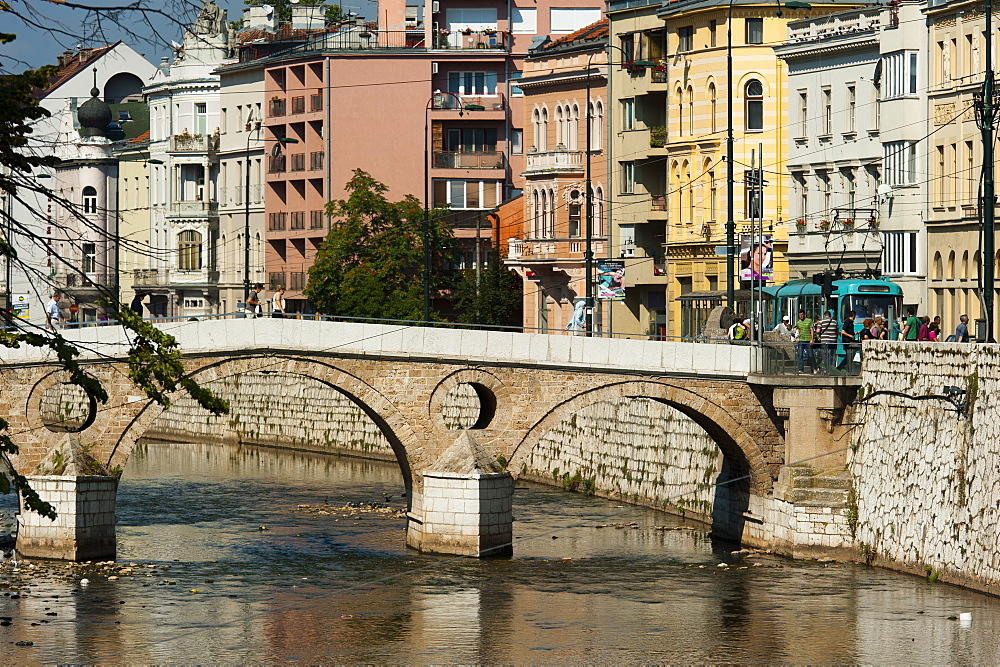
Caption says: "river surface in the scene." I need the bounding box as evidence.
[2,441,1000,663]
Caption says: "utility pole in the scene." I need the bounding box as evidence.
[979,0,997,342]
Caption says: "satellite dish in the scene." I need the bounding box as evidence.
[877,184,893,196]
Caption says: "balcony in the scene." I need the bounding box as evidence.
[432,151,505,170]
[651,68,668,84]
[786,7,881,43]
[523,149,584,176]
[133,268,170,287]
[269,155,286,173]
[169,134,219,153]
[430,92,506,112]
[434,30,510,51]
[168,200,218,217]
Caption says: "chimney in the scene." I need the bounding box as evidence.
[379,0,408,32]
[291,4,325,30]
[78,47,93,63]
[57,50,74,69]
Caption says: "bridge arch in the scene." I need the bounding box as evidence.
[107,355,418,496]
[506,380,770,495]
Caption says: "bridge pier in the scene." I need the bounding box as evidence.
[16,475,118,561]
[405,432,514,557]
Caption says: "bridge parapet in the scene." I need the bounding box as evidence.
[6,319,751,378]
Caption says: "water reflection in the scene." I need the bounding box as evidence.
[0,441,998,663]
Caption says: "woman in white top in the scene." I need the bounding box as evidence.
[271,285,286,318]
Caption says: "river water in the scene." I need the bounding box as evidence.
[2,441,1000,663]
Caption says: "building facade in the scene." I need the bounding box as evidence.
[505,20,610,333]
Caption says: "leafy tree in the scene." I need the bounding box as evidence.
[0,34,229,519]
[453,247,523,328]
[305,170,456,321]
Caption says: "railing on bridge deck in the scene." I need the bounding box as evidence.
[751,340,862,377]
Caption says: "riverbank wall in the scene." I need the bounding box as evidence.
[853,341,1000,597]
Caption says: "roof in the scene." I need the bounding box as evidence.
[542,19,608,51]
[34,44,119,99]
[129,129,150,145]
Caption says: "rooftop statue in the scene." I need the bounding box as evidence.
[192,0,227,37]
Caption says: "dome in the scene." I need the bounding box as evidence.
[77,86,112,137]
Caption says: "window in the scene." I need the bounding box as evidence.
[195,102,207,135]
[290,153,305,171]
[798,91,808,136]
[569,204,581,237]
[882,231,918,274]
[621,98,635,131]
[448,71,498,95]
[291,211,305,229]
[432,180,500,208]
[82,243,96,273]
[621,161,635,194]
[847,85,856,132]
[884,141,918,186]
[822,87,832,135]
[709,170,717,220]
[510,71,523,97]
[178,230,202,271]
[82,186,98,214]
[310,93,322,111]
[291,96,305,114]
[512,7,536,33]
[269,212,287,230]
[310,210,325,229]
[746,18,763,44]
[220,108,227,133]
[843,168,856,208]
[511,128,523,155]
[446,7,497,31]
[592,100,604,149]
[677,26,693,52]
[709,20,718,47]
[550,8,601,34]
[310,152,324,170]
[709,84,717,133]
[883,50,918,99]
[745,79,764,131]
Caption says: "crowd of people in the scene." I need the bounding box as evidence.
[726,308,974,375]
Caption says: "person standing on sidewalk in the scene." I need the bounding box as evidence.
[271,285,286,318]
[795,310,815,373]
[955,314,971,342]
[814,310,839,374]
[246,284,263,318]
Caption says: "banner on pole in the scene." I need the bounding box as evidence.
[596,260,626,300]
[739,234,773,282]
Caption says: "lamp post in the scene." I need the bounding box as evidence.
[980,0,997,341]
[586,44,647,335]
[244,126,297,309]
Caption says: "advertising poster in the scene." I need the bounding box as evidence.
[739,234,773,282]
[596,260,626,300]
[12,294,29,319]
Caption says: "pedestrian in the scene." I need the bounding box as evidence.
[917,316,931,341]
[271,285,286,318]
[773,314,794,340]
[45,292,62,331]
[837,309,857,373]
[129,292,145,317]
[928,320,941,341]
[872,315,887,340]
[794,309,815,373]
[246,284,263,319]
[814,309,839,374]
[901,308,921,341]
[955,314,971,342]
[728,315,749,342]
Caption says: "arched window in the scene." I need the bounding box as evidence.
[675,87,684,136]
[593,186,604,237]
[547,188,556,238]
[532,189,540,237]
[82,186,98,214]
[555,105,565,147]
[540,189,548,238]
[708,84,717,134]
[570,104,580,150]
[974,250,982,279]
[947,251,956,280]
[593,100,604,150]
[541,107,549,151]
[532,108,542,150]
[178,230,203,271]
[962,250,969,278]
[687,86,695,136]
[932,251,943,280]
[220,233,227,274]
[745,79,764,132]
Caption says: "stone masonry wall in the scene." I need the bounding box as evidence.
[519,398,723,523]
[854,341,1000,595]
[146,371,396,461]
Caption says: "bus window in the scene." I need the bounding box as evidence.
[845,295,899,322]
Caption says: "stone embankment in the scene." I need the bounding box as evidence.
[854,341,1000,596]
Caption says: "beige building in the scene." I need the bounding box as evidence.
[926,0,995,334]
[506,20,610,333]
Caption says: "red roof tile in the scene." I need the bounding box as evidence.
[542,19,608,51]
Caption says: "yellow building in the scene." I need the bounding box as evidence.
[607,0,851,339]
[115,132,152,311]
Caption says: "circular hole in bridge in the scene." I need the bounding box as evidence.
[39,383,97,433]
[441,382,496,430]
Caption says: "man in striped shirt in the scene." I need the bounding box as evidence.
[813,309,839,375]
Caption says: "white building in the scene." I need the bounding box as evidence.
[776,2,928,311]
[142,0,232,318]
[5,43,154,325]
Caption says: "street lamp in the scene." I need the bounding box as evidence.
[244,127,297,310]
[586,44,644,336]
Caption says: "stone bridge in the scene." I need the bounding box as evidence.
[0,319,856,560]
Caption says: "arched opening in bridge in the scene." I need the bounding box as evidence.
[441,382,497,430]
[514,396,752,543]
[38,382,98,433]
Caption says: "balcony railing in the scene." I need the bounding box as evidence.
[133,268,170,286]
[169,134,219,153]
[269,98,286,117]
[432,151,505,169]
[434,30,510,51]
[168,201,218,216]
[431,91,505,111]
[289,272,307,291]
[269,155,286,173]
[786,7,881,42]
[651,68,668,84]
[524,150,584,174]
[651,194,667,211]
[269,272,286,289]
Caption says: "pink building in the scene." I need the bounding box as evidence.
[233,0,603,313]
